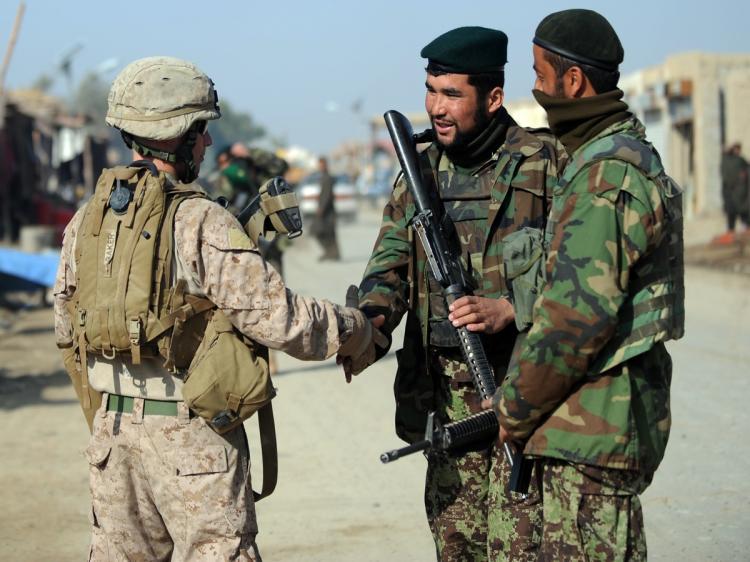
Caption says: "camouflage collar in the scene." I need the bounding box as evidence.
[573,115,646,156]
[426,122,544,175]
[501,124,545,158]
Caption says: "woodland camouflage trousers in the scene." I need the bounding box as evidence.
[537,459,652,562]
[425,375,542,562]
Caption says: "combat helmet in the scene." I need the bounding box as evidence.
[106,56,220,182]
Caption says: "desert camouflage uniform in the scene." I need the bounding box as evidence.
[497,117,684,560]
[359,116,564,561]
[54,183,360,561]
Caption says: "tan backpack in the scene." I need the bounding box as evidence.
[68,162,277,499]
[69,163,211,399]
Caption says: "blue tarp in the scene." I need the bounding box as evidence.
[0,248,60,289]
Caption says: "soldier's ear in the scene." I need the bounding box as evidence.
[565,66,587,98]
[487,86,504,114]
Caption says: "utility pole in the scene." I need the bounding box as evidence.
[0,1,26,127]
[0,2,26,243]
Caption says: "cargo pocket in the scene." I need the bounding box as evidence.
[175,444,249,539]
[84,443,112,470]
[84,441,112,542]
[174,446,228,476]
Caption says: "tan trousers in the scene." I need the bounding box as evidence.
[85,394,260,561]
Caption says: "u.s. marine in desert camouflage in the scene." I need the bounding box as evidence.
[54,56,376,562]
[356,27,566,561]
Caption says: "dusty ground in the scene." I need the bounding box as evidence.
[0,207,748,561]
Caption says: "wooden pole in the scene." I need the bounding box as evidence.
[0,2,25,241]
[0,1,26,126]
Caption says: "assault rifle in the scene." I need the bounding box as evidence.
[379,110,532,494]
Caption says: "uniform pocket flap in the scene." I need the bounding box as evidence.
[510,182,546,198]
[84,444,111,468]
[175,446,228,476]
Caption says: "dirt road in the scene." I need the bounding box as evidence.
[1,208,747,561]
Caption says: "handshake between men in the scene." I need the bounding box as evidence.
[336,285,388,383]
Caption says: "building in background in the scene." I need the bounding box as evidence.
[0,88,108,243]
[621,52,750,218]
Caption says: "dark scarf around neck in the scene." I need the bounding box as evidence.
[445,106,512,170]
[533,88,631,154]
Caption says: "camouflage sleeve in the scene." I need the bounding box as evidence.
[498,161,659,440]
[53,208,85,348]
[174,198,355,360]
[358,177,413,334]
[530,128,569,191]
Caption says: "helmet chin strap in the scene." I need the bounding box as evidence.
[121,125,200,183]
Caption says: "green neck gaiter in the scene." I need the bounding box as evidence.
[533,88,631,155]
[445,106,512,171]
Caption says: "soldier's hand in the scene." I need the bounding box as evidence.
[481,396,510,443]
[336,314,387,382]
[448,296,515,334]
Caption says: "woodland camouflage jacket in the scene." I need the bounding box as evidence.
[497,117,685,472]
[358,120,564,440]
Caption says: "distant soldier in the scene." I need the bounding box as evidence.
[214,142,290,276]
[213,144,256,211]
[313,156,340,261]
[491,10,685,560]
[53,56,382,561]
[214,143,290,214]
[719,142,749,242]
[239,143,289,185]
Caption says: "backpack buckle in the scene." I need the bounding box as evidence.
[128,318,141,345]
[129,318,142,365]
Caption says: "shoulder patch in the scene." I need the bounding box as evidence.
[228,226,254,250]
[177,198,258,251]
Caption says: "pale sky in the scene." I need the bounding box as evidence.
[2,0,748,153]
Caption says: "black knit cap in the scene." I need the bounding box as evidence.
[421,26,508,74]
[534,9,623,71]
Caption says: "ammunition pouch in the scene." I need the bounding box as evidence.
[394,316,436,444]
[182,309,275,434]
[503,227,546,332]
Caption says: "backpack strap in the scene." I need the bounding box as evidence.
[252,402,278,501]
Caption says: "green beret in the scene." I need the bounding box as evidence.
[534,9,623,71]
[421,26,508,74]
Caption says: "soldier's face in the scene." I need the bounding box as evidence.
[532,45,564,97]
[425,72,486,148]
[192,128,213,174]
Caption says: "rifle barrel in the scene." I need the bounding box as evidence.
[380,439,431,464]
